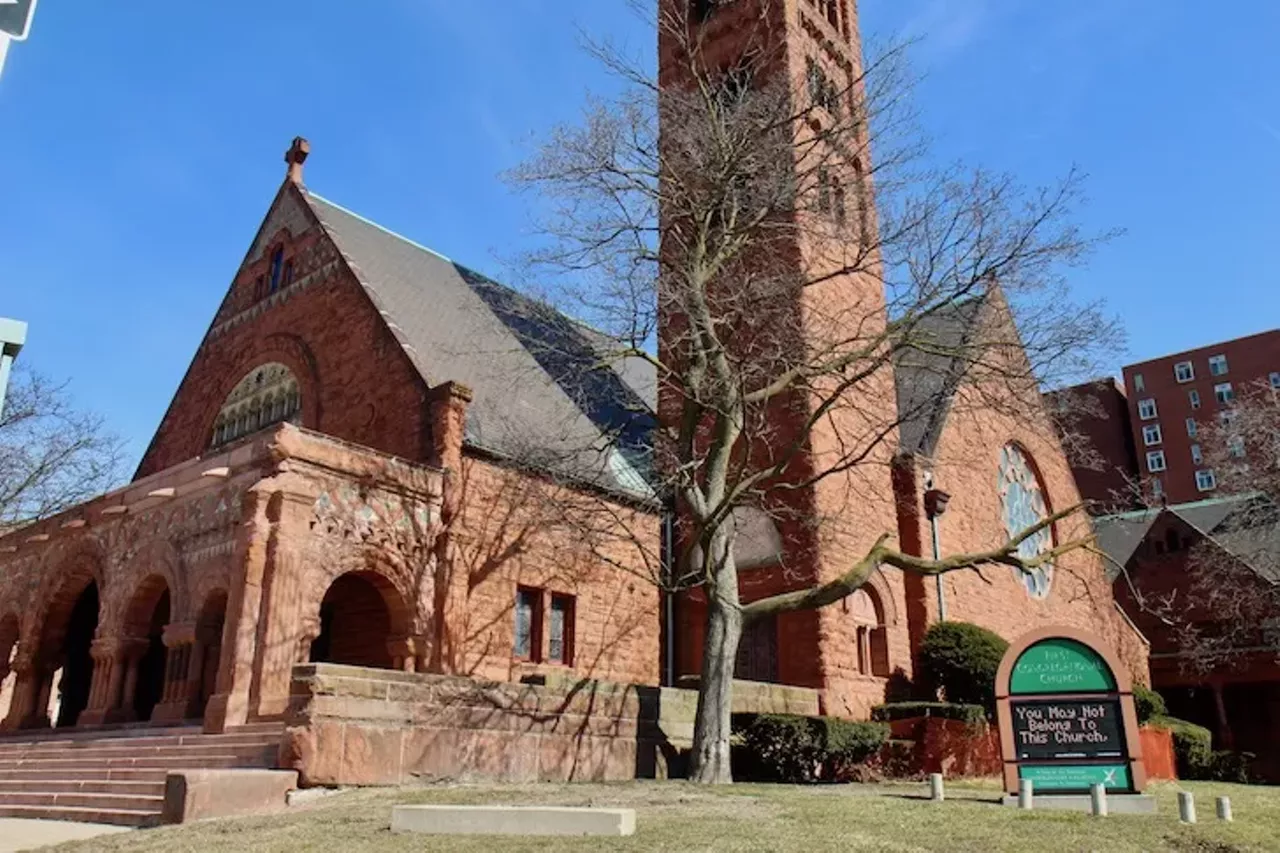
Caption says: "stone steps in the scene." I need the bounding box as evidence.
[0,804,163,828]
[0,724,283,827]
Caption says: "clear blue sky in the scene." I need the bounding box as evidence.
[2,1,1277,467]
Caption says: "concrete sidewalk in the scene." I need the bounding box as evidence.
[0,819,132,851]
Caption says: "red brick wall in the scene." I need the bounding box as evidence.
[1044,378,1139,512]
[1122,329,1280,504]
[450,457,661,688]
[900,390,1151,687]
[137,185,430,479]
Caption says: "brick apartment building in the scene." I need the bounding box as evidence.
[1124,330,1280,506]
[1052,329,1280,511]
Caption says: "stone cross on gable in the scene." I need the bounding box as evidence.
[285,137,311,185]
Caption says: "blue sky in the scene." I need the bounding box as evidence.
[2,1,1278,467]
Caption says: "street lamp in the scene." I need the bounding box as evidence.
[0,317,27,418]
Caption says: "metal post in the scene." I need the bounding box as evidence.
[930,516,948,622]
[1178,791,1197,824]
[1216,796,1233,822]
[1017,778,1034,810]
[1090,783,1108,817]
[929,773,944,802]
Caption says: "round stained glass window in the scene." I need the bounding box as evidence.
[998,444,1054,599]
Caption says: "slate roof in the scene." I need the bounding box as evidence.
[302,190,656,501]
[1094,493,1280,582]
[893,296,988,457]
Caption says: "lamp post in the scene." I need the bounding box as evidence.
[0,0,39,80]
[923,480,952,622]
[0,317,27,418]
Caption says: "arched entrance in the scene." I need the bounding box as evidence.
[308,572,404,670]
[122,577,170,723]
[192,591,227,718]
[0,614,20,723]
[56,584,100,727]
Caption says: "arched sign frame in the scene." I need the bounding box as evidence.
[995,626,1147,797]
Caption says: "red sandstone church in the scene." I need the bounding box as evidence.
[0,0,1149,821]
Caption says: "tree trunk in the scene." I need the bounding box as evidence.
[688,538,742,784]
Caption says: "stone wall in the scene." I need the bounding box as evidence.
[137,184,431,479]
[279,663,820,787]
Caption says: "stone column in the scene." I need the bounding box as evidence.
[6,651,41,729]
[104,640,148,724]
[78,638,122,727]
[426,382,473,675]
[204,482,275,733]
[151,622,196,723]
[254,488,317,718]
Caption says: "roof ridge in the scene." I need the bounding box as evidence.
[303,189,456,265]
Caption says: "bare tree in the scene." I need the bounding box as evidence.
[507,1,1119,782]
[1157,381,1280,674]
[0,366,125,527]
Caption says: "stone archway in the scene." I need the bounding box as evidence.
[308,572,408,670]
[120,575,171,723]
[18,574,102,729]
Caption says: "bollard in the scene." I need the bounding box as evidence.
[1216,796,1233,822]
[1178,791,1197,824]
[1017,778,1034,810]
[929,773,944,802]
[1089,783,1108,817]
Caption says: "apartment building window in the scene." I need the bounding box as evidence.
[1271,371,1280,390]
[817,167,832,214]
[1142,424,1162,446]
[1137,398,1158,420]
[1209,354,1228,376]
[1151,477,1164,500]
[1219,409,1239,427]
[1146,451,1167,473]
[1186,418,1198,438]
[548,594,576,665]
[513,586,543,661]
[1174,361,1195,383]
[1196,469,1217,492]
[1215,383,1234,404]
[1228,436,1246,458]
[1190,444,1203,465]
[1133,373,1146,393]
[1189,389,1201,410]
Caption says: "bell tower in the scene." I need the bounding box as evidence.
[659,0,903,717]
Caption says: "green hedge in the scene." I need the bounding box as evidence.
[870,702,987,726]
[918,622,1008,713]
[733,714,888,783]
[1132,684,1167,723]
[1149,715,1212,779]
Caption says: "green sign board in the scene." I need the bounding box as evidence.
[1019,763,1132,793]
[1010,638,1116,695]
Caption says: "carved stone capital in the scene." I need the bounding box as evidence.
[162,622,198,648]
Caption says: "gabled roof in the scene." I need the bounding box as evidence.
[1095,493,1280,582]
[893,296,988,457]
[300,190,656,501]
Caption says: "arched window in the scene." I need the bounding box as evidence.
[998,444,1055,599]
[209,363,302,449]
[849,587,889,678]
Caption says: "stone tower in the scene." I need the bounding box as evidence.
[659,0,905,716]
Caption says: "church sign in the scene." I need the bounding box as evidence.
[996,627,1147,796]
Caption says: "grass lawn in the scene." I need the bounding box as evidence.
[49,779,1280,853]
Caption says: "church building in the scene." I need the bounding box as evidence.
[0,0,1148,821]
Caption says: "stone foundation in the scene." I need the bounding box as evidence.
[279,663,820,787]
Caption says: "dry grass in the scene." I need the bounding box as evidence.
[47,780,1280,852]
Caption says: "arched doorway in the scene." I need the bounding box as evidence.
[192,591,227,718]
[308,572,404,669]
[122,577,170,723]
[56,584,100,727]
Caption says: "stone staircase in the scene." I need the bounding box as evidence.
[0,723,283,827]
